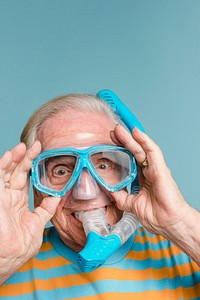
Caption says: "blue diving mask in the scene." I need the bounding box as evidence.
[31,144,138,197]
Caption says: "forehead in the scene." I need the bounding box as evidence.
[37,109,117,150]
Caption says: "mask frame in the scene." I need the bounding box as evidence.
[31,144,137,196]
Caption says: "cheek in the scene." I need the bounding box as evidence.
[51,203,87,249]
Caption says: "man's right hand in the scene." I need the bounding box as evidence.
[0,141,61,284]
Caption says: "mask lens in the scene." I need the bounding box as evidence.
[37,154,77,191]
[90,150,131,187]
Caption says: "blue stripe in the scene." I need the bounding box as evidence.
[2,275,200,300]
[136,226,155,237]
[133,240,172,251]
[5,253,199,285]
[5,264,78,285]
[106,252,193,270]
[35,248,61,260]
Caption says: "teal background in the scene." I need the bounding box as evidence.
[0,0,200,209]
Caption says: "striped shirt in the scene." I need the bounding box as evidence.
[1,226,200,300]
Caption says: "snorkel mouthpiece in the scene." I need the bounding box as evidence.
[75,208,138,272]
[77,231,121,272]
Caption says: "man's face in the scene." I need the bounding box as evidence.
[35,109,123,251]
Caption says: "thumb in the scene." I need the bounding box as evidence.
[34,196,61,228]
[111,190,137,213]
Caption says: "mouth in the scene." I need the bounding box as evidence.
[72,204,110,219]
[72,202,122,230]
[62,197,122,231]
[73,206,112,237]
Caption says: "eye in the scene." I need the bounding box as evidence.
[53,165,72,177]
[96,159,111,171]
[98,162,109,170]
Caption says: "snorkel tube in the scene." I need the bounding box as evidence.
[97,89,145,133]
[75,90,145,272]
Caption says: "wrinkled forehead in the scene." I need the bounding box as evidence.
[37,109,117,150]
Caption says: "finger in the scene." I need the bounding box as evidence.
[15,141,41,172]
[132,127,158,152]
[9,141,41,189]
[113,124,147,163]
[34,196,61,228]
[9,143,27,168]
[111,190,137,213]
[110,129,124,146]
[0,151,13,189]
[132,127,166,167]
[3,143,27,182]
[132,127,174,186]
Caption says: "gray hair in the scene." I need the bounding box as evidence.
[20,93,120,148]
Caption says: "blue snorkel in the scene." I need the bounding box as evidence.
[97,89,145,133]
[76,90,145,272]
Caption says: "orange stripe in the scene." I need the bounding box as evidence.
[135,231,167,244]
[1,265,199,296]
[19,256,71,272]
[39,241,54,252]
[85,264,200,282]
[18,247,183,273]
[126,245,183,260]
[67,284,200,300]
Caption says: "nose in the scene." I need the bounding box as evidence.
[72,168,100,200]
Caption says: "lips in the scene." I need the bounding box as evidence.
[74,207,111,236]
[73,203,121,229]
[73,204,109,220]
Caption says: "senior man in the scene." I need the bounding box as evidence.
[0,91,200,299]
